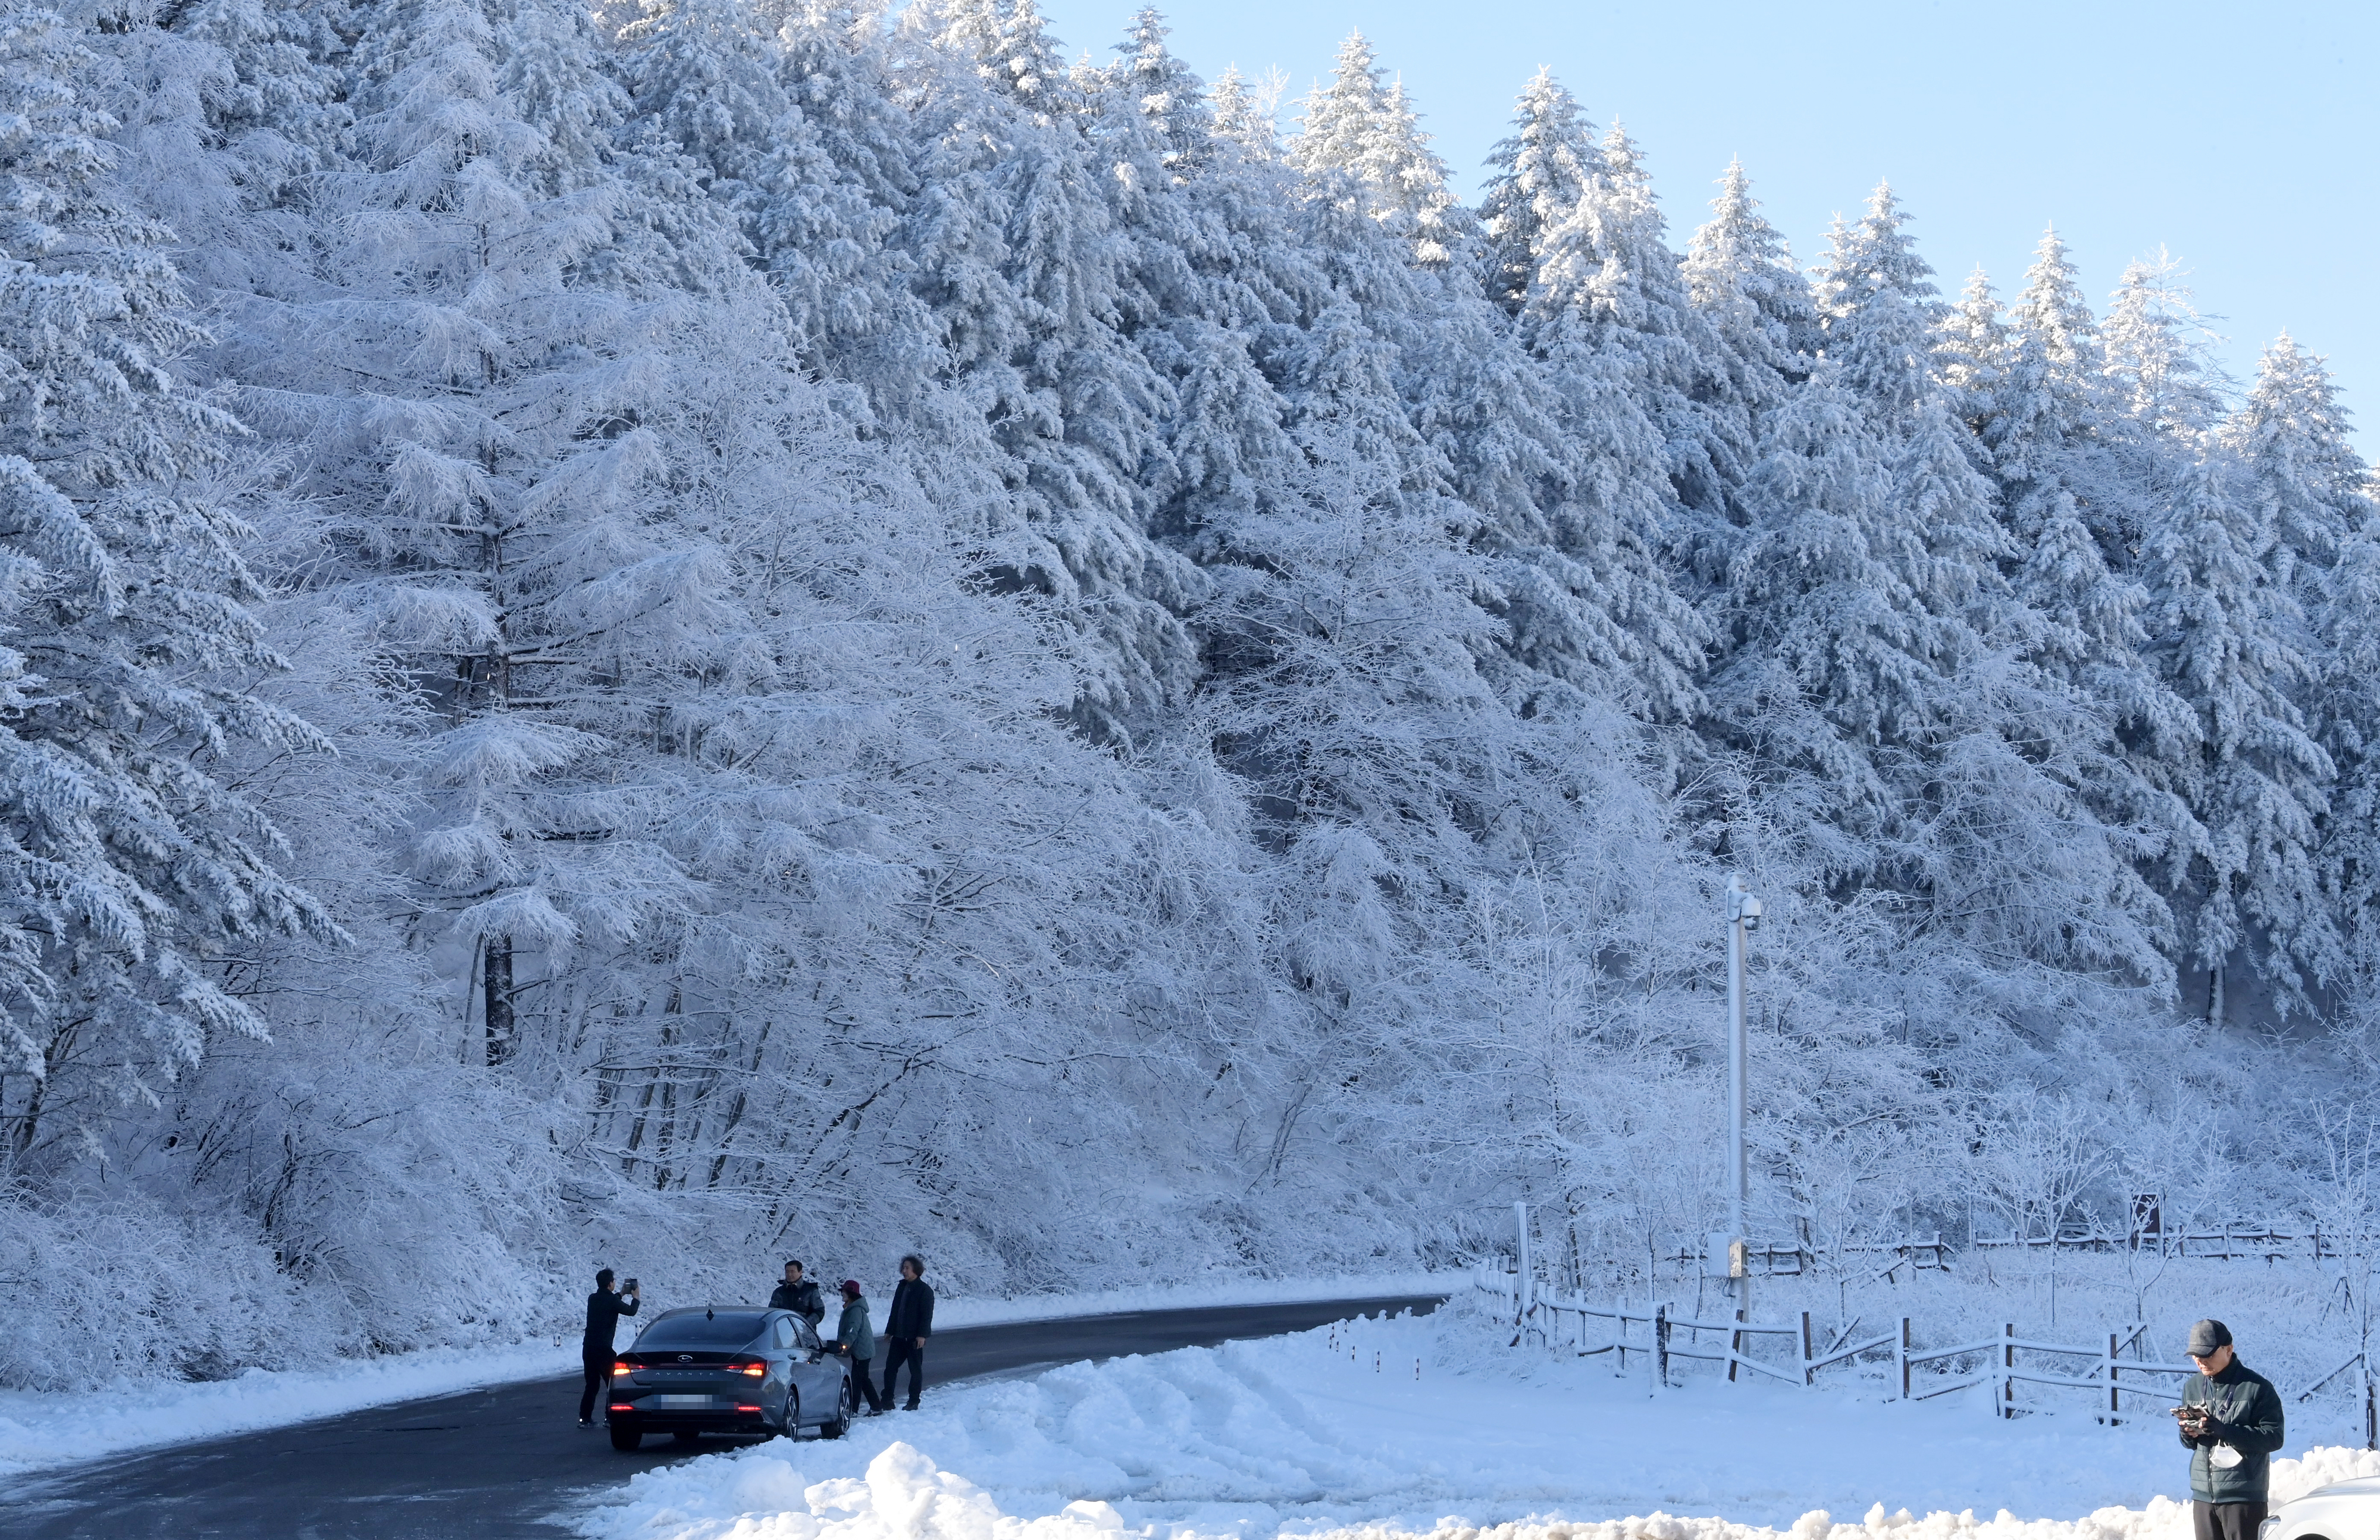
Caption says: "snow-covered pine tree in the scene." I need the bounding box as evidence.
[2103,247,2229,441]
[222,0,738,1065]
[1284,30,1460,265]
[1683,159,1816,405]
[96,0,349,304]
[1477,68,1596,316]
[1105,5,1210,180]
[1535,128,1753,557]
[1813,182,1946,430]
[2233,333,2370,586]
[1940,266,2008,435]
[749,2,950,410]
[1206,65,1277,160]
[1943,249,2199,918]
[1674,157,1816,580]
[0,0,333,1166]
[2140,453,2335,1018]
[1708,366,1964,842]
[2228,338,2379,962]
[616,0,787,203]
[891,0,1207,741]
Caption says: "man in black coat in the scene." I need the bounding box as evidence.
[577,1268,640,1426]
[881,1255,934,1410]
[769,1260,825,1328]
[2177,1318,2286,1540]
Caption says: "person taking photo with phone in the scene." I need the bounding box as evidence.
[577,1268,641,1427]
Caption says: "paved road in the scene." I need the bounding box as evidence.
[0,1294,1442,1540]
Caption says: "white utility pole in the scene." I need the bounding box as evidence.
[1724,873,1762,1310]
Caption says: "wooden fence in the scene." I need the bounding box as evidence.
[1975,1224,2370,1262]
[1476,1269,2206,1423]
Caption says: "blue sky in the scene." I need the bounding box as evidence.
[1032,0,2375,448]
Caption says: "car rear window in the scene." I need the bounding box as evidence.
[636,1312,767,1348]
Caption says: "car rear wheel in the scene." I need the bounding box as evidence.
[609,1424,643,1451]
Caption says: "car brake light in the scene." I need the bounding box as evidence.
[612,1361,634,1378]
[726,1359,766,1378]
[609,1403,633,1412]
[736,1404,763,1413]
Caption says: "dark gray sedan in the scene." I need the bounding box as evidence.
[604,1306,853,1449]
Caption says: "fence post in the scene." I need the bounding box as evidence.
[2106,1332,2121,1425]
[2366,1371,2375,1451]
[1655,1303,1670,1389]
[1898,1316,1911,1400]
[1514,1202,1532,1335]
[1729,1307,1745,1384]
[2000,1322,2015,1419]
[1800,1310,1815,1387]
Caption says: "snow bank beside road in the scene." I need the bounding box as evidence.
[577,1307,2380,1540]
[932,1271,1443,1330]
[585,1443,2380,1540]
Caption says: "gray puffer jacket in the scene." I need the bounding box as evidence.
[829,1297,876,1363]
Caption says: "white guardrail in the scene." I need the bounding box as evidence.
[1472,1268,2202,1422]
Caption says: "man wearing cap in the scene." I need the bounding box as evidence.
[2177,1319,2285,1540]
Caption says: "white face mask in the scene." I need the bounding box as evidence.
[2210,1445,2243,1469]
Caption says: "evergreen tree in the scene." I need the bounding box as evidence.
[1477,68,1596,316]
[1940,266,2007,435]
[2103,247,2229,441]
[2140,456,2335,1017]
[2232,333,2370,583]
[0,0,332,1163]
[1683,159,1817,400]
[1285,31,1459,265]
[617,0,787,202]
[1525,123,1752,591]
[907,0,1206,739]
[1813,183,1944,429]
[757,3,941,405]
[2229,338,2379,951]
[1206,65,1277,160]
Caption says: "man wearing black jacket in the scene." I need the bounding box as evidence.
[881,1255,934,1410]
[577,1269,640,1426]
[2177,1318,2285,1540]
[769,1260,825,1329]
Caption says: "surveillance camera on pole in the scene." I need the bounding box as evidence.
[1706,874,1761,1311]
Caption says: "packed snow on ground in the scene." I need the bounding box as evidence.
[574,1302,2380,1540]
[0,1272,1442,1477]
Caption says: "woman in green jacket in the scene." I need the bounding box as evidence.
[828,1281,887,1414]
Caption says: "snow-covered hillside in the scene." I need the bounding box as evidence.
[0,0,2375,1391]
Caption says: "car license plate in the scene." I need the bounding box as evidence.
[653,1395,713,1407]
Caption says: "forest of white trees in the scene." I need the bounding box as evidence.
[1,0,2375,1389]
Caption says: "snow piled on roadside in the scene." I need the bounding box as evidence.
[932,1272,1443,1330]
[0,1275,1443,1477]
[575,1308,2380,1540]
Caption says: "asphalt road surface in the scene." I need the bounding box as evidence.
[1,1293,1442,1540]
